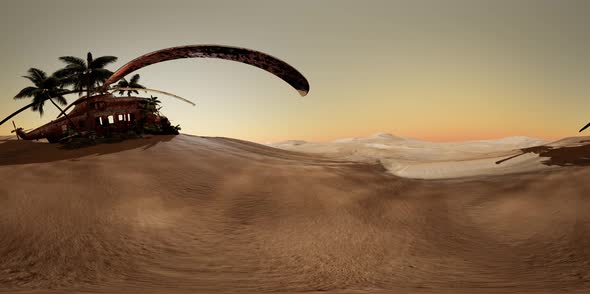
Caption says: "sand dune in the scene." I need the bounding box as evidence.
[269,133,560,179]
[1,134,590,293]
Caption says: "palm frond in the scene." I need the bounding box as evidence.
[93,68,114,78]
[56,76,76,88]
[90,56,118,69]
[53,68,75,79]
[55,88,71,96]
[58,56,86,67]
[54,96,68,106]
[130,74,140,85]
[116,79,129,87]
[21,75,35,83]
[75,80,86,95]
[14,86,38,99]
[32,95,46,116]
[92,68,114,86]
[52,69,70,78]
[42,77,61,89]
[65,63,86,70]
[27,68,47,85]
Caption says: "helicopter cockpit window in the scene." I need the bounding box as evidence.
[97,117,108,126]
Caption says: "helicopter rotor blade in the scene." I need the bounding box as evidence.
[495,152,526,165]
[9,128,32,133]
[12,120,19,140]
[110,87,196,106]
[101,45,310,97]
[579,122,590,133]
[3,126,31,142]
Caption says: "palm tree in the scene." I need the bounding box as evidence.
[14,68,79,133]
[114,74,145,96]
[138,95,162,117]
[54,52,117,97]
[147,95,162,112]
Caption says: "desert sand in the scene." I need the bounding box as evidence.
[1,134,590,293]
[269,133,565,179]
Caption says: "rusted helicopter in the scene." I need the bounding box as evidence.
[1,45,310,143]
[11,92,179,143]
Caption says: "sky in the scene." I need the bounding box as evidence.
[0,0,589,142]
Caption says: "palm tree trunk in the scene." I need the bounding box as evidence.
[87,73,92,97]
[48,97,81,134]
[0,102,37,127]
[85,81,94,134]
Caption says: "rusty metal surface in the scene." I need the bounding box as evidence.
[102,45,310,96]
[60,88,195,119]
[21,95,163,142]
[10,45,311,142]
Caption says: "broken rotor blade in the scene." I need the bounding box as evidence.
[110,87,196,106]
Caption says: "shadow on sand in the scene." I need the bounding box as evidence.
[0,135,175,166]
[496,143,590,167]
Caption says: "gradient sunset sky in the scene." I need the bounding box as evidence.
[1,0,589,142]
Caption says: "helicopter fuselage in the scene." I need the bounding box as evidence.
[18,94,166,143]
